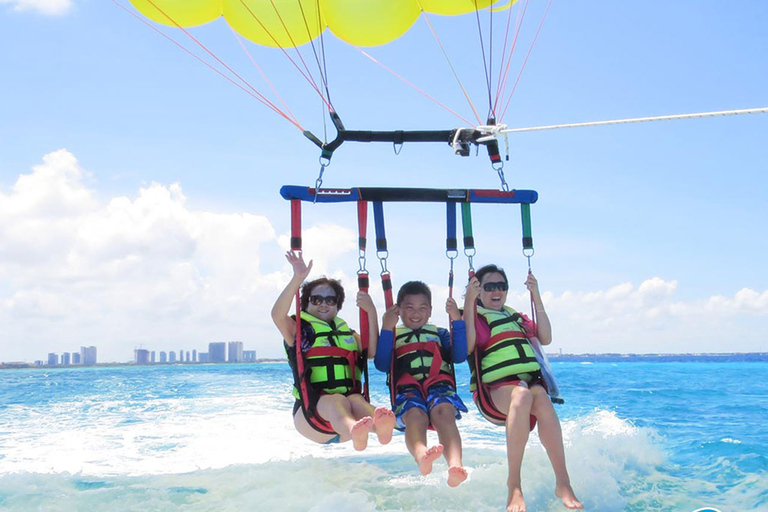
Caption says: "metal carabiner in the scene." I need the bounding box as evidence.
[494,162,510,191]
[313,156,331,203]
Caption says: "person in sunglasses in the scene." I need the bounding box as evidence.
[464,264,582,512]
[272,250,396,450]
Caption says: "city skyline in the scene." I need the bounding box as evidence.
[12,341,258,367]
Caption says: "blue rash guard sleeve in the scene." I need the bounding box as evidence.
[374,329,394,373]
[438,321,468,363]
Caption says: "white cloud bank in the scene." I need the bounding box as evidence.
[0,0,72,16]
[1,150,766,363]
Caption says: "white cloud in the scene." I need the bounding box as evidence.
[0,150,287,362]
[1,150,766,363]
[0,0,73,16]
[545,278,767,354]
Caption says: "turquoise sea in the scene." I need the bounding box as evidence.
[1,357,766,512]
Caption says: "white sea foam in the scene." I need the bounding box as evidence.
[2,364,765,512]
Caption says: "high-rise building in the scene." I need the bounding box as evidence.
[169,351,177,363]
[228,341,244,363]
[208,342,226,363]
[72,352,81,365]
[135,349,150,364]
[198,353,209,363]
[61,352,71,366]
[244,350,257,362]
[192,350,197,362]
[151,351,156,363]
[47,353,58,366]
[159,351,167,363]
[80,346,97,366]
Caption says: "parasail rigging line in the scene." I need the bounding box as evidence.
[296,0,335,142]
[353,47,475,128]
[493,0,530,116]
[499,107,768,133]
[499,0,554,122]
[236,0,332,111]
[474,0,495,120]
[228,26,300,127]
[492,0,523,116]
[301,0,334,110]
[113,0,303,130]
[418,8,483,125]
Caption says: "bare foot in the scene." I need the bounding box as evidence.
[446,465,467,487]
[417,444,444,475]
[507,486,526,512]
[555,483,584,510]
[350,416,374,451]
[373,407,396,445]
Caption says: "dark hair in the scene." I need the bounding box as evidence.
[474,264,508,285]
[300,277,345,311]
[396,280,432,306]
[473,264,508,308]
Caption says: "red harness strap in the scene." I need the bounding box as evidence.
[391,341,456,400]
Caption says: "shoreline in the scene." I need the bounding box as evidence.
[2,353,767,370]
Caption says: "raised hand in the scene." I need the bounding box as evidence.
[285,250,312,281]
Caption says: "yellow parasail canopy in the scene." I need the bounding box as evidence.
[129,0,503,48]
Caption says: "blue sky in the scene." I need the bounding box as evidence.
[1,0,766,362]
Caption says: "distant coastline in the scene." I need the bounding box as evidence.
[547,352,768,363]
[2,353,767,370]
[0,358,286,370]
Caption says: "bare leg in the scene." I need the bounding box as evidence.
[530,387,583,510]
[430,402,467,487]
[491,384,533,512]
[403,407,443,475]
[316,394,373,450]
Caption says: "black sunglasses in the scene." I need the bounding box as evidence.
[309,295,338,306]
[483,281,508,292]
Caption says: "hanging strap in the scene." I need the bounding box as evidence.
[357,200,370,401]
[290,199,302,251]
[373,201,394,308]
[446,202,458,298]
[461,202,476,276]
[521,203,534,270]
[290,199,336,435]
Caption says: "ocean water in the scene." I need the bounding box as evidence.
[1,359,766,512]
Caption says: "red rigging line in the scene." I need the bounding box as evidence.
[230,26,300,127]
[493,0,530,116]
[492,0,521,116]
[113,0,304,130]
[499,0,553,122]
[419,10,483,126]
[235,0,332,111]
[354,47,476,128]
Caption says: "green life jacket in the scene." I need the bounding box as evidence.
[469,305,540,392]
[291,312,363,397]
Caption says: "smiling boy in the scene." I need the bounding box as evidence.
[374,281,469,487]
